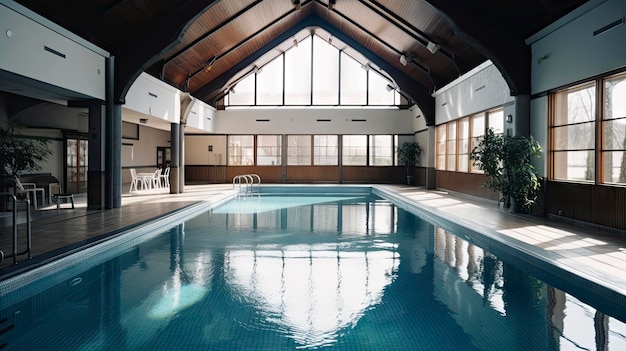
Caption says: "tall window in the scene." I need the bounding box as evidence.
[256,56,283,105]
[313,35,339,105]
[488,109,504,135]
[342,135,367,165]
[457,117,470,172]
[470,113,485,173]
[285,36,312,105]
[287,135,312,165]
[436,125,446,170]
[228,135,254,165]
[314,135,338,165]
[369,135,393,166]
[257,135,282,166]
[446,123,457,171]
[602,73,626,184]
[228,74,255,106]
[551,82,596,181]
[340,53,367,105]
[368,70,395,105]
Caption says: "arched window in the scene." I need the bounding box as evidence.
[224,33,401,108]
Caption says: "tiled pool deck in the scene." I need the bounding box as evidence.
[1,184,625,311]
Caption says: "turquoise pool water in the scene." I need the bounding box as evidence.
[1,194,625,350]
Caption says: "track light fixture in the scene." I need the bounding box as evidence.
[399,54,409,66]
[426,41,440,54]
[204,56,217,72]
[293,0,301,10]
[328,0,336,10]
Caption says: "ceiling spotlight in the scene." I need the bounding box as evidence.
[328,0,336,10]
[399,54,409,66]
[293,0,301,10]
[293,37,298,47]
[426,41,440,54]
[204,56,217,72]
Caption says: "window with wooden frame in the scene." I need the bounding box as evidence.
[550,82,596,182]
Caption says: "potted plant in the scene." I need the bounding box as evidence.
[397,141,422,185]
[470,128,542,213]
[0,124,52,208]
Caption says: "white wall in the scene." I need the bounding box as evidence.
[214,108,413,135]
[529,0,626,94]
[185,135,227,165]
[122,125,170,168]
[125,73,180,124]
[185,98,217,133]
[0,2,107,100]
[434,61,514,125]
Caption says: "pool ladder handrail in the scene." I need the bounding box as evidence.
[232,174,261,196]
[0,192,32,265]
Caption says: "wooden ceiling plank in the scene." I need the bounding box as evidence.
[163,0,264,66]
[316,0,440,89]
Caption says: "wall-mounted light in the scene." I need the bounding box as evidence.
[385,84,394,92]
[328,0,336,10]
[426,41,440,54]
[399,54,409,66]
[292,36,298,47]
[139,118,148,124]
[293,0,301,10]
[506,114,513,123]
[328,35,332,45]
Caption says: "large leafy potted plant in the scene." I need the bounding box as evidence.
[397,141,422,185]
[0,124,52,199]
[470,128,542,212]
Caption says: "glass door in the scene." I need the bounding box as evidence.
[65,136,88,194]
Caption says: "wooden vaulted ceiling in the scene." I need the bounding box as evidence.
[14,0,589,124]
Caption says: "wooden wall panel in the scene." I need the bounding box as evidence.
[546,181,626,231]
[435,170,499,201]
[286,166,339,183]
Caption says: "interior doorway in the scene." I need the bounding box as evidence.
[64,134,88,194]
[156,146,171,170]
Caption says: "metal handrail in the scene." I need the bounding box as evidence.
[232,174,261,196]
[0,193,32,264]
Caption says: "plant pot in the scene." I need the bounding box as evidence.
[406,175,414,185]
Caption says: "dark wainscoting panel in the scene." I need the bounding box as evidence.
[546,181,626,231]
[435,170,499,201]
[185,165,411,184]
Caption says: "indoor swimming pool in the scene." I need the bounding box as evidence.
[0,191,625,350]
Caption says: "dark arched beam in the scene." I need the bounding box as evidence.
[195,14,436,125]
[113,0,221,104]
[424,0,529,96]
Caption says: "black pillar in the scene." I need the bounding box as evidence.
[105,56,122,209]
[178,123,185,193]
[170,123,180,194]
[87,102,105,210]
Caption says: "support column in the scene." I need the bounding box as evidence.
[512,94,530,138]
[425,126,436,189]
[105,56,121,209]
[87,102,105,210]
[170,123,180,194]
[178,123,185,193]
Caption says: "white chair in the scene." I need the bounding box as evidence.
[129,168,141,192]
[159,167,170,188]
[151,169,162,189]
[14,177,45,210]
